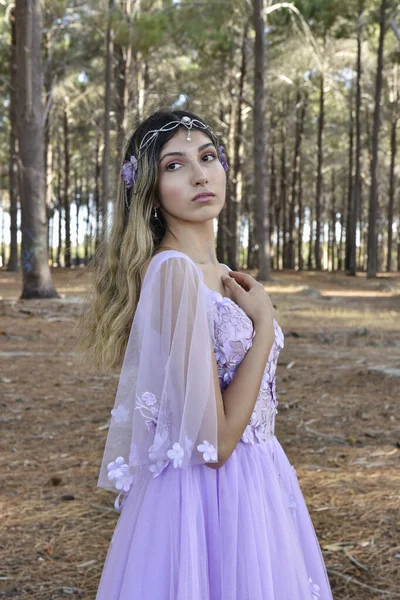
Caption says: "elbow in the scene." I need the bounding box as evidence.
[204,444,231,470]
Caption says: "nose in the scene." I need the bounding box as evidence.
[192,160,208,185]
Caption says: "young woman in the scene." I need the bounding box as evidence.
[78,109,334,599]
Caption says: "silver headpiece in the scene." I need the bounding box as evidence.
[138,116,218,155]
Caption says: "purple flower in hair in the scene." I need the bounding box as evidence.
[218,145,229,172]
[121,155,138,189]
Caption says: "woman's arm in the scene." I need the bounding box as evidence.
[205,319,274,469]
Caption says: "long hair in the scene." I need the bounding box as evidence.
[75,109,221,372]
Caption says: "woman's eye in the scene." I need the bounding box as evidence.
[165,162,181,171]
[203,152,216,161]
[165,153,216,171]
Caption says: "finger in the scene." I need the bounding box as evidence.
[227,271,256,289]
[221,273,245,292]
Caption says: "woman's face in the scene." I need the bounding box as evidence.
[157,127,226,224]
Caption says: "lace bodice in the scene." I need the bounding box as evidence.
[101,254,285,500]
[206,289,284,445]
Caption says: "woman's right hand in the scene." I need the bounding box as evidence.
[221,271,275,328]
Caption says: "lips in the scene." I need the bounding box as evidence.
[192,192,215,202]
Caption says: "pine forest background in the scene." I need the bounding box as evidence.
[0,0,400,293]
[0,2,400,600]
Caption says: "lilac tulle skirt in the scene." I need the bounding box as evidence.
[96,436,334,599]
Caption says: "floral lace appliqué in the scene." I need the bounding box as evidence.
[197,440,217,462]
[308,577,321,600]
[111,404,129,423]
[135,391,160,434]
[134,390,218,477]
[209,291,284,447]
[167,442,185,468]
[107,456,133,492]
[107,456,134,510]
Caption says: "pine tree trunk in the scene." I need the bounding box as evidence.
[307,204,313,270]
[75,173,82,266]
[338,181,346,271]
[269,123,277,270]
[253,0,270,281]
[386,105,398,272]
[280,125,287,269]
[102,0,114,241]
[56,144,62,267]
[315,71,324,271]
[345,89,354,272]
[7,6,19,272]
[330,171,336,271]
[95,136,101,251]
[114,0,133,175]
[349,1,363,275]
[63,103,71,269]
[298,159,304,270]
[15,0,58,298]
[1,192,5,267]
[227,22,248,271]
[297,95,307,271]
[288,89,301,269]
[367,0,387,278]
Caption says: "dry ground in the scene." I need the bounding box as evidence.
[0,266,399,600]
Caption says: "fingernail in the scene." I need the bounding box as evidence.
[221,273,229,281]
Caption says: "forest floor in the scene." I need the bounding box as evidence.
[0,266,399,600]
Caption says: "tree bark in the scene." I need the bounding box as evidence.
[63,102,71,268]
[253,0,270,281]
[15,0,58,298]
[114,0,133,176]
[329,171,336,271]
[102,0,114,241]
[297,157,304,270]
[349,1,363,275]
[280,120,287,269]
[95,136,101,251]
[227,21,248,271]
[315,71,324,271]
[288,90,306,270]
[386,100,398,272]
[345,88,354,272]
[7,6,19,272]
[307,204,313,270]
[269,120,277,270]
[288,89,300,269]
[367,0,387,278]
[56,143,62,267]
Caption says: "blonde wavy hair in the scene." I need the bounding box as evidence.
[75,109,220,372]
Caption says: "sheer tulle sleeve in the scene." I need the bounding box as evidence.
[97,253,218,507]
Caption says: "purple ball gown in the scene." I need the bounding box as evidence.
[96,250,334,600]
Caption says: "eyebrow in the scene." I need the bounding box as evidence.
[159,142,215,164]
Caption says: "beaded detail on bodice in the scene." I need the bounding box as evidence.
[206,289,284,445]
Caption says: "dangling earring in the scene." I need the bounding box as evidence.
[152,206,160,223]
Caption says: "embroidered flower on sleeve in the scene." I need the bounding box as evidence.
[135,391,160,434]
[107,456,133,492]
[184,435,194,455]
[197,440,218,462]
[308,577,321,600]
[148,428,170,461]
[167,442,185,468]
[111,404,129,423]
[149,459,170,478]
[141,391,157,406]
